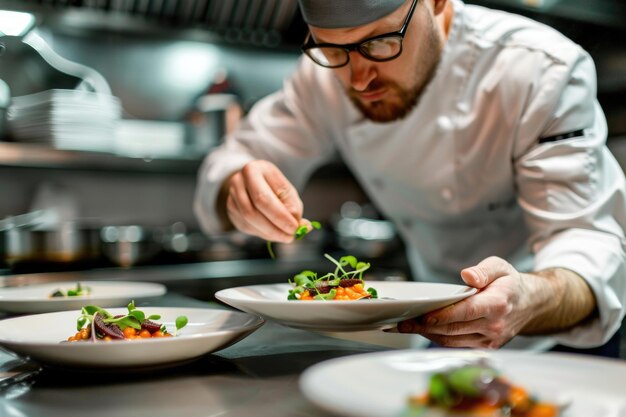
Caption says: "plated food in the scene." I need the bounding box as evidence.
[215,281,476,332]
[0,281,167,314]
[408,361,559,416]
[288,253,378,301]
[49,282,91,298]
[66,301,187,342]
[299,349,626,417]
[0,307,264,368]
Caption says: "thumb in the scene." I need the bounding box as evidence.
[460,256,515,289]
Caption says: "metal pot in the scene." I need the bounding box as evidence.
[1,221,102,266]
[100,225,163,268]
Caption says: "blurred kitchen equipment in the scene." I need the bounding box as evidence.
[186,92,241,155]
[8,88,121,153]
[186,68,243,155]
[332,201,400,258]
[0,214,102,267]
[114,119,186,158]
[100,225,163,268]
[0,78,10,139]
[0,20,121,152]
[160,222,211,260]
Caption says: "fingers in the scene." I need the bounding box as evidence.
[420,332,496,349]
[460,256,516,289]
[398,317,487,335]
[421,289,511,327]
[226,175,293,242]
[262,164,304,221]
[225,160,305,242]
[396,315,507,348]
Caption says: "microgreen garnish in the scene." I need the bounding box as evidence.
[51,282,91,298]
[287,253,377,300]
[267,220,321,259]
[75,300,186,337]
[175,316,188,336]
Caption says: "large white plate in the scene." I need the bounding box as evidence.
[0,281,167,314]
[0,307,264,368]
[300,349,626,417]
[215,281,477,332]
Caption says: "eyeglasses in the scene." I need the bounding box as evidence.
[301,0,418,68]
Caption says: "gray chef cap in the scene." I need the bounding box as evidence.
[298,0,406,29]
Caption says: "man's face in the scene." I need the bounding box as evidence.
[309,1,445,122]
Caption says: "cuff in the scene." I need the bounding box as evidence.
[533,228,626,347]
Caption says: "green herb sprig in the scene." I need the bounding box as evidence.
[76,300,188,336]
[287,253,377,300]
[267,220,321,259]
[50,282,91,298]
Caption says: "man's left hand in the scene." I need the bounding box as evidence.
[396,256,535,348]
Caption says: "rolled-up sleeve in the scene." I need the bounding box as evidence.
[515,50,626,347]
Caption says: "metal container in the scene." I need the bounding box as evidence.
[100,225,163,268]
[1,221,102,266]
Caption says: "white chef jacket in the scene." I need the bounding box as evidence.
[195,0,626,350]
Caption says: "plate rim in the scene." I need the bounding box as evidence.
[0,280,167,302]
[215,281,478,332]
[0,307,265,368]
[0,281,168,314]
[215,281,478,304]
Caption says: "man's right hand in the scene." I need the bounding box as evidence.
[218,160,304,243]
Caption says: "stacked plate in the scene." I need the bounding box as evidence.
[7,88,122,153]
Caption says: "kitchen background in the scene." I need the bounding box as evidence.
[0,0,624,355]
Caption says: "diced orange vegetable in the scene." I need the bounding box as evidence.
[123,327,137,338]
[526,403,559,417]
[509,385,531,412]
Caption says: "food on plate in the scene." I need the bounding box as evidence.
[49,282,91,298]
[288,253,378,301]
[66,300,188,342]
[267,220,322,259]
[408,361,560,416]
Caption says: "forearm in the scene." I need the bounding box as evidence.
[520,268,597,335]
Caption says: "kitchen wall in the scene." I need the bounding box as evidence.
[0,20,303,229]
[1,0,625,233]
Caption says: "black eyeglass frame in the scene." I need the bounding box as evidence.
[301,0,419,68]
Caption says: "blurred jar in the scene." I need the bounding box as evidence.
[186,93,242,155]
[0,77,10,138]
[100,225,162,268]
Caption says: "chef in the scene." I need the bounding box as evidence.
[194,0,626,353]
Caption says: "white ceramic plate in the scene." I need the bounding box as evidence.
[0,307,264,368]
[300,349,626,417]
[215,281,477,332]
[0,281,167,314]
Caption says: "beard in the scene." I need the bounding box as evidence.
[347,14,444,123]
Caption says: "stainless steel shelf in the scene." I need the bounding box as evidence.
[0,142,202,173]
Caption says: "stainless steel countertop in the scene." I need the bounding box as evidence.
[0,293,424,417]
